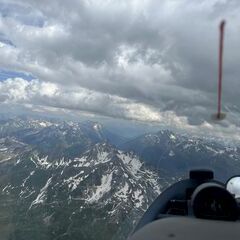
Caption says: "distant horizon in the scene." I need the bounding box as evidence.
[0,112,238,147]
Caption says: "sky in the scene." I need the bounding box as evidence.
[0,0,240,141]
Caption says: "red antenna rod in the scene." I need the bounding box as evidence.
[217,20,226,119]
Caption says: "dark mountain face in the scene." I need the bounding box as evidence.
[121,130,240,180]
[81,120,127,146]
[1,118,240,240]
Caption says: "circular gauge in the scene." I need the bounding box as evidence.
[191,183,238,221]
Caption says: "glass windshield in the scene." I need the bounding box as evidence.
[0,1,240,240]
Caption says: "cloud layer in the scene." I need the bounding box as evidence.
[0,0,240,139]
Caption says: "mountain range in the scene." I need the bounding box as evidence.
[0,117,240,240]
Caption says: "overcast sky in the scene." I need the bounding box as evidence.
[0,0,240,140]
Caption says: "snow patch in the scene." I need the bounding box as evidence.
[133,189,144,208]
[0,147,8,152]
[64,171,87,191]
[88,172,113,203]
[170,134,176,140]
[96,151,110,164]
[39,121,51,127]
[15,159,21,165]
[22,171,35,187]
[115,182,129,201]
[30,177,52,209]
[0,157,12,163]
[169,150,175,157]
[36,156,52,168]
[118,153,142,176]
